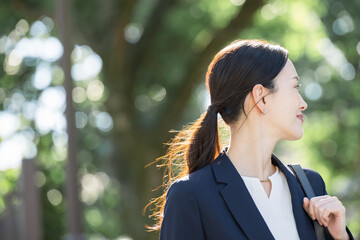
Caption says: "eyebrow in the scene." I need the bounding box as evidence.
[292,76,300,81]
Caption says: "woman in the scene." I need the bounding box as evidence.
[148,40,354,239]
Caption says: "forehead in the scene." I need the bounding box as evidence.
[274,59,298,82]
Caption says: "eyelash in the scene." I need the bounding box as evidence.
[296,84,302,89]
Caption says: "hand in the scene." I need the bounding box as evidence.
[303,196,349,240]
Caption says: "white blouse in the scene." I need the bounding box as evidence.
[241,167,300,240]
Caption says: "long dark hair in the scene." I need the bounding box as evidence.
[146,39,288,230]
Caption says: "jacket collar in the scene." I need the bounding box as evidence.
[211,149,317,240]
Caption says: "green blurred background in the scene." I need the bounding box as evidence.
[0,0,359,239]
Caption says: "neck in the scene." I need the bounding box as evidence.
[226,118,278,180]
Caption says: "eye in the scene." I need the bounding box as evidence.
[296,83,302,89]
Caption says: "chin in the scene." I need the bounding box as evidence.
[284,129,304,141]
[290,131,304,140]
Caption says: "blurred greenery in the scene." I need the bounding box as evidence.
[0,0,359,239]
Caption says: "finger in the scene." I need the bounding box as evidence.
[317,198,339,223]
[304,197,316,220]
[317,206,327,225]
[308,197,318,220]
[315,197,344,219]
[317,203,345,227]
[303,197,310,212]
[315,197,335,225]
[321,205,339,227]
[321,203,346,220]
[307,196,331,222]
[315,199,333,225]
[316,196,340,208]
[309,196,330,224]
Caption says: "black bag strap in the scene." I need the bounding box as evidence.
[288,164,326,240]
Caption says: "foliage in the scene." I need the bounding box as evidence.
[0,0,359,239]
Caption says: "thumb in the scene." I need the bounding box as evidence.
[303,197,310,212]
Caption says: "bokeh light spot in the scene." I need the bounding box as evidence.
[23,101,37,120]
[10,92,26,112]
[81,173,105,205]
[30,21,48,37]
[340,63,355,81]
[332,13,354,36]
[149,84,166,102]
[71,53,102,81]
[85,208,103,227]
[15,37,63,62]
[39,87,66,110]
[75,111,88,129]
[0,131,37,168]
[35,171,46,188]
[230,0,245,6]
[47,189,63,206]
[95,112,113,132]
[124,23,143,44]
[15,19,29,36]
[0,112,20,138]
[72,87,87,103]
[41,17,54,32]
[261,4,278,20]
[116,236,133,240]
[52,131,68,148]
[135,95,152,112]
[52,65,65,85]
[33,62,52,89]
[8,49,23,66]
[5,50,22,75]
[87,80,104,101]
[321,140,337,157]
[315,65,331,83]
[305,83,323,101]
[42,37,64,61]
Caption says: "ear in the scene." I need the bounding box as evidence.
[251,84,267,114]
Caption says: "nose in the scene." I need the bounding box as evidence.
[300,94,307,111]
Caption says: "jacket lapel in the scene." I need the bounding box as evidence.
[271,154,317,240]
[212,152,275,240]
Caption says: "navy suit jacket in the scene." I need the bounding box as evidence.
[160,150,354,240]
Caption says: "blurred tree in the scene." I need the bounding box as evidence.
[0,0,359,239]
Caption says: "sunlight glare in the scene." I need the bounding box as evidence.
[33,62,52,89]
[0,112,20,138]
[71,53,102,81]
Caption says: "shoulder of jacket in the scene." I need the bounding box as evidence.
[302,167,327,195]
[167,176,192,199]
[167,164,213,197]
[302,168,323,181]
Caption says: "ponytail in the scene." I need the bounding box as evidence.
[188,108,221,173]
[145,109,221,231]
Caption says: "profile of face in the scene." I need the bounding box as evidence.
[265,59,308,141]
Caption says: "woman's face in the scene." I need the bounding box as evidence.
[266,59,308,141]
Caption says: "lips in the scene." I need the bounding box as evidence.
[297,114,303,123]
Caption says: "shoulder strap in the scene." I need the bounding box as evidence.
[288,164,316,198]
[288,164,325,240]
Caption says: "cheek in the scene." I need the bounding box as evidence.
[283,92,301,111]
[270,93,296,114]
[268,93,300,123]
